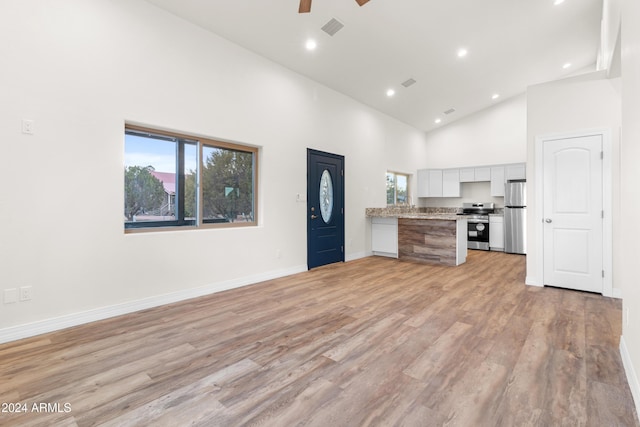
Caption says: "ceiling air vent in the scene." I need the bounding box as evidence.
[444,108,456,115]
[321,18,345,37]
[401,78,417,88]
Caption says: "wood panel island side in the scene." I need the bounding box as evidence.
[367,208,467,266]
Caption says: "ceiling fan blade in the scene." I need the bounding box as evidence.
[355,0,370,6]
[299,0,311,13]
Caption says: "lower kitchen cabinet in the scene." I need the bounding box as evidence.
[371,217,398,257]
[489,214,504,251]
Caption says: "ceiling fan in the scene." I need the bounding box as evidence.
[299,0,370,13]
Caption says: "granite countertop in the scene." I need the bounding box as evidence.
[366,207,464,221]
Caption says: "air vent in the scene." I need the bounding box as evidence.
[321,18,345,37]
[444,108,456,115]
[401,78,417,88]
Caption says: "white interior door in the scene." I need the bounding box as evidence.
[543,134,603,293]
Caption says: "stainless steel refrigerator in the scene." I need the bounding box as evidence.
[504,180,526,254]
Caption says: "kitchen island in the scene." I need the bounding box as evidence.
[366,208,467,266]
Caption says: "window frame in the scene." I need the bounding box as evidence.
[386,171,410,206]
[124,124,259,233]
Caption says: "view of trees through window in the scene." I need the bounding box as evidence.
[386,171,409,205]
[124,127,256,230]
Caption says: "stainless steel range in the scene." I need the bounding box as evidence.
[457,202,495,250]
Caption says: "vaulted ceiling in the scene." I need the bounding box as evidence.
[145,0,603,132]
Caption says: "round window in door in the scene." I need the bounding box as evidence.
[319,169,334,223]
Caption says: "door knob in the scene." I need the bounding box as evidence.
[545,218,552,223]
[311,214,318,219]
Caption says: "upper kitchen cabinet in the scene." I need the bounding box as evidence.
[505,163,526,180]
[417,168,460,198]
[442,169,461,197]
[459,168,475,182]
[491,163,526,197]
[417,169,442,197]
[474,167,491,181]
[490,166,505,197]
[459,166,491,182]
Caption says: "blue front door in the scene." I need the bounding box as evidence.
[307,149,345,269]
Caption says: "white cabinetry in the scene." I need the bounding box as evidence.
[489,215,504,251]
[418,162,525,198]
[490,166,505,197]
[459,167,490,182]
[418,168,460,198]
[459,168,475,182]
[475,167,491,181]
[442,169,461,197]
[371,217,398,257]
[417,169,443,197]
[506,163,526,180]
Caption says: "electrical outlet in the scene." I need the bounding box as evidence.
[275,249,282,259]
[4,288,18,304]
[20,286,32,301]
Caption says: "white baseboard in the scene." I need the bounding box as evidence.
[0,264,308,345]
[620,335,640,418]
[525,276,543,287]
[345,251,368,262]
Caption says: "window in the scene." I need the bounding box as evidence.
[124,125,258,231]
[386,171,409,205]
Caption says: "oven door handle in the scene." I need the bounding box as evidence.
[467,219,489,224]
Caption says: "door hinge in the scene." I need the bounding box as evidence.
[341,169,344,177]
[601,151,604,160]
[341,208,344,215]
[341,245,344,253]
[601,210,604,218]
[602,270,605,278]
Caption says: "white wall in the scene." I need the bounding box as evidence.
[620,0,640,413]
[0,0,428,338]
[422,94,527,169]
[525,72,621,296]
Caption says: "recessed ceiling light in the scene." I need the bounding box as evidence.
[562,62,572,69]
[386,89,396,97]
[554,0,565,5]
[492,93,500,100]
[434,118,442,124]
[457,48,468,58]
[305,39,317,51]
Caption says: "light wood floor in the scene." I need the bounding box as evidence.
[1,251,638,427]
